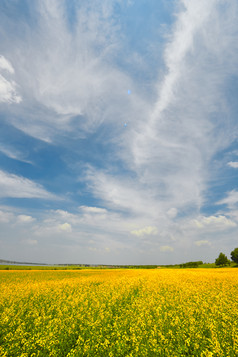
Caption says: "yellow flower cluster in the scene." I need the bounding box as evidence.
[0,268,237,356]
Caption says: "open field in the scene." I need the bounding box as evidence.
[0,269,238,356]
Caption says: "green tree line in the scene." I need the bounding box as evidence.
[215,247,238,267]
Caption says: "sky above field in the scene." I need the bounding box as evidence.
[0,0,238,265]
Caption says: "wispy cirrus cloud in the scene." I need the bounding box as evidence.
[217,190,238,209]
[0,55,21,104]
[86,0,238,221]
[227,161,238,169]
[151,0,217,120]
[0,170,57,200]
[0,0,142,141]
[129,0,238,214]
[0,55,15,74]
[0,143,32,164]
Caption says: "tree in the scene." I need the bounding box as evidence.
[231,248,238,264]
[215,252,229,267]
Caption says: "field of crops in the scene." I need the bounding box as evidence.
[0,268,237,356]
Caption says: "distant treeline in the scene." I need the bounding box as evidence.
[96,263,204,269]
[179,261,203,268]
[3,259,237,270]
[119,265,158,269]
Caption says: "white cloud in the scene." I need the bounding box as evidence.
[160,245,174,252]
[167,208,178,219]
[54,209,75,220]
[79,206,107,214]
[0,210,13,223]
[34,219,73,237]
[228,161,238,168]
[0,144,32,164]
[151,0,216,120]
[217,190,238,208]
[0,74,21,104]
[85,168,162,219]
[17,215,35,223]
[0,170,57,200]
[131,226,158,237]
[39,208,118,236]
[195,240,211,247]
[0,208,36,225]
[1,0,138,140]
[58,222,72,232]
[0,55,14,73]
[192,215,236,230]
[0,55,21,103]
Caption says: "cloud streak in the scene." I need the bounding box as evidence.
[0,170,57,200]
[0,55,21,104]
[228,162,238,169]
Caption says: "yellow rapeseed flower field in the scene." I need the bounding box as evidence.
[0,268,238,356]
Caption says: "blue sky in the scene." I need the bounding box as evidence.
[0,0,238,265]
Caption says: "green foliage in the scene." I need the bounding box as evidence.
[180,261,203,268]
[231,248,238,264]
[122,265,158,269]
[215,253,229,266]
[198,263,216,268]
